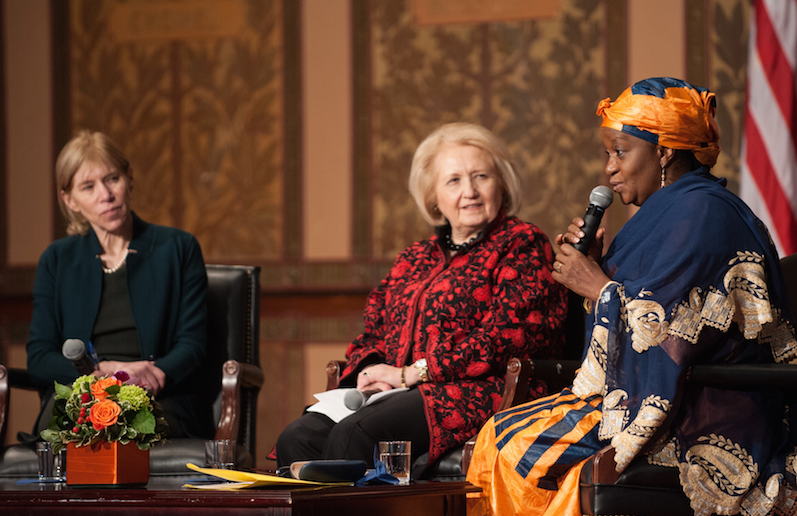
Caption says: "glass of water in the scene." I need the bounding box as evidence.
[378,440,411,485]
[204,439,236,469]
[36,442,65,481]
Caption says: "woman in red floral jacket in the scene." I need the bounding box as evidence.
[276,123,568,475]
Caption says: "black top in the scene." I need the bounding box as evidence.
[92,265,139,362]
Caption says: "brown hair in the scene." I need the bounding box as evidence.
[409,123,522,226]
[56,131,132,236]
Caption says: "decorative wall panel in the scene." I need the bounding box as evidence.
[709,0,749,194]
[367,0,606,258]
[68,0,284,261]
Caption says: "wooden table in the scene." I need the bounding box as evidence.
[0,476,480,515]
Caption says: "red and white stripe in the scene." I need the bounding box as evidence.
[740,0,797,257]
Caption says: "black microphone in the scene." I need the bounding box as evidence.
[62,339,96,375]
[343,389,382,410]
[572,186,614,255]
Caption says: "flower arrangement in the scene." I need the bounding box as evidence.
[41,371,167,453]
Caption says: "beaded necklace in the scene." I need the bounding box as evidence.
[102,248,129,274]
[445,232,480,252]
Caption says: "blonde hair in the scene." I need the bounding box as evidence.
[409,123,522,226]
[56,131,132,236]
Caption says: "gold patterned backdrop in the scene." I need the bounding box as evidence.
[68,0,283,261]
[368,0,607,258]
[55,0,753,270]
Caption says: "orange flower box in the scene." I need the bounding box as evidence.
[66,441,149,486]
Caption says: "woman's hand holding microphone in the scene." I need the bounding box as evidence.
[553,216,612,303]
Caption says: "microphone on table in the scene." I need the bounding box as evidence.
[62,339,98,375]
[343,389,383,411]
[572,185,614,255]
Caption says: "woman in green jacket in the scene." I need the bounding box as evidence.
[26,130,213,439]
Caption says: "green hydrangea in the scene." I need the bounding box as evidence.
[117,384,151,411]
[72,375,95,394]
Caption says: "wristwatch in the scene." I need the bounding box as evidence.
[413,358,429,383]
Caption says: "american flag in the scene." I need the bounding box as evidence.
[740,0,797,257]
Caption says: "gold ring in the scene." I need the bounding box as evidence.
[555,262,563,273]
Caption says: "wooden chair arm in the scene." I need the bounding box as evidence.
[497,358,532,412]
[0,365,8,447]
[215,359,263,441]
[326,360,346,391]
[460,358,536,476]
[462,439,476,476]
[590,445,619,484]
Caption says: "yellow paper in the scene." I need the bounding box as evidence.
[185,481,261,491]
[183,463,343,490]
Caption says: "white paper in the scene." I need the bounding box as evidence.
[306,388,408,423]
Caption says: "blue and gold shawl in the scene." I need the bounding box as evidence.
[572,167,797,516]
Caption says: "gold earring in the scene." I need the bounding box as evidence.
[660,168,666,188]
[433,205,439,212]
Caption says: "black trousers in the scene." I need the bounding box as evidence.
[275,388,430,468]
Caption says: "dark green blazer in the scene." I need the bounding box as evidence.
[26,213,214,438]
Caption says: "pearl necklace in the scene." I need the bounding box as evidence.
[102,248,129,274]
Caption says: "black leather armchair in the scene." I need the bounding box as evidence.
[0,264,263,478]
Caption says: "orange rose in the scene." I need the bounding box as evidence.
[91,377,122,401]
[91,399,121,430]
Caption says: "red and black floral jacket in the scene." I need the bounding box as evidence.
[339,212,568,463]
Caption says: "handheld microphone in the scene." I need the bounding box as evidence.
[343,389,382,410]
[62,339,96,375]
[572,186,614,255]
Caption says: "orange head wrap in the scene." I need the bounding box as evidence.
[596,77,721,167]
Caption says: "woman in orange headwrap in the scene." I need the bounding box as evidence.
[466,77,797,516]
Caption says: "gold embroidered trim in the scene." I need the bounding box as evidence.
[771,483,797,516]
[760,309,797,365]
[573,282,617,399]
[740,480,779,516]
[626,297,669,353]
[788,450,797,479]
[611,395,671,471]
[648,437,680,468]
[668,288,705,342]
[725,261,772,339]
[729,250,764,266]
[765,474,783,500]
[667,255,782,345]
[679,434,759,516]
[598,389,629,440]
[572,325,608,398]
